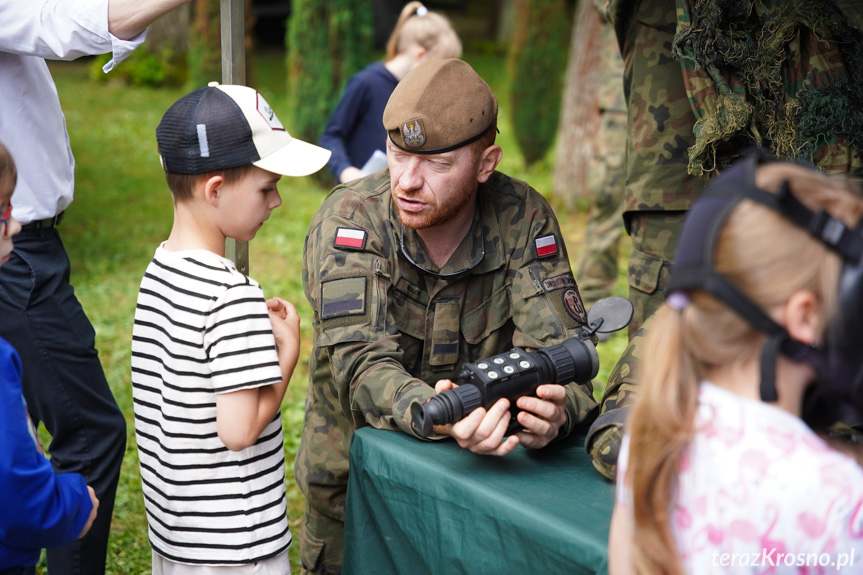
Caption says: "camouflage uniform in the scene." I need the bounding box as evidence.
[587,0,863,481]
[574,16,627,311]
[584,0,705,481]
[297,169,598,573]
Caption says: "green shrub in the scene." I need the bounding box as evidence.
[285,0,373,185]
[88,47,186,88]
[508,0,570,167]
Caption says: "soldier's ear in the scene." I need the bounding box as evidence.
[476,145,502,184]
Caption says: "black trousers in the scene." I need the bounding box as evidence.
[0,228,126,575]
[0,566,36,575]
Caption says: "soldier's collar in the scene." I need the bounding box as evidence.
[395,186,505,278]
[472,183,505,274]
[399,199,485,278]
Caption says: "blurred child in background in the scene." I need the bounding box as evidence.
[319,1,462,184]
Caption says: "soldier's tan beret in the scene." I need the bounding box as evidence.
[383,58,498,154]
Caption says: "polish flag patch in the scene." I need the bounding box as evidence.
[534,234,558,258]
[334,227,367,250]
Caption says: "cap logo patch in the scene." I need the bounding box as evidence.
[334,227,367,250]
[563,288,587,324]
[534,234,558,258]
[402,119,426,148]
[257,93,285,131]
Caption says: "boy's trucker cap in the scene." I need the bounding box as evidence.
[157,83,330,177]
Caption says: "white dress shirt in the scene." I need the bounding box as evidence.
[0,0,145,224]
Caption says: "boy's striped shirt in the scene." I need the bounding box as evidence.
[131,246,290,564]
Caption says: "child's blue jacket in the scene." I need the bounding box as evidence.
[0,336,92,568]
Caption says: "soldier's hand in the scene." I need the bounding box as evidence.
[513,384,567,449]
[433,379,520,456]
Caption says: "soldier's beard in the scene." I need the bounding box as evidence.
[394,184,476,231]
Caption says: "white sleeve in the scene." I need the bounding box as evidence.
[0,0,145,68]
[204,284,283,395]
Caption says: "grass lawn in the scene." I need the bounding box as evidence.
[43,48,629,573]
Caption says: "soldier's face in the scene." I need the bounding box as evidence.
[387,141,479,231]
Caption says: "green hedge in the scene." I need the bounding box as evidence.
[508,0,570,167]
[285,0,372,184]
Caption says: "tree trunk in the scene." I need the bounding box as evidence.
[148,4,191,55]
[188,0,256,88]
[189,0,221,86]
[552,0,603,207]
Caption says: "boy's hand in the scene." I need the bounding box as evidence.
[266,297,300,364]
[78,486,99,539]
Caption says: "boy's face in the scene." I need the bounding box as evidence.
[215,166,283,242]
[0,177,20,267]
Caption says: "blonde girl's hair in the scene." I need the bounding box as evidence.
[385,2,462,62]
[625,162,863,575]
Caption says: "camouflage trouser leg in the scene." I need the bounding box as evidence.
[300,505,345,575]
[575,113,627,310]
[585,320,648,480]
[585,211,684,480]
[624,211,685,337]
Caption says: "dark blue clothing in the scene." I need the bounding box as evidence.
[0,336,92,569]
[0,228,126,575]
[319,61,398,180]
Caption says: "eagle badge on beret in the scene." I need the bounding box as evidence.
[402,119,426,148]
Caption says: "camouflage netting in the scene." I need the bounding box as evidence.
[671,0,863,177]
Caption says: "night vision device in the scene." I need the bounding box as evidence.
[411,296,633,439]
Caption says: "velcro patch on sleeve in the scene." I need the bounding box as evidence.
[321,276,367,320]
[534,234,559,258]
[543,273,577,291]
[334,227,367,250]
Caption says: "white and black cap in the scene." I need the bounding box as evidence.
[157,82,330,177]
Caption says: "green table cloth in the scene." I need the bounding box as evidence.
[344,427,614,575]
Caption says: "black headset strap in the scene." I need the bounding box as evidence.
[759,334,784,402]
[724,154,863,262]
[775,181,863,262]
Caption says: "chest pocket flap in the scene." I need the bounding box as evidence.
[460,284,512,345]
